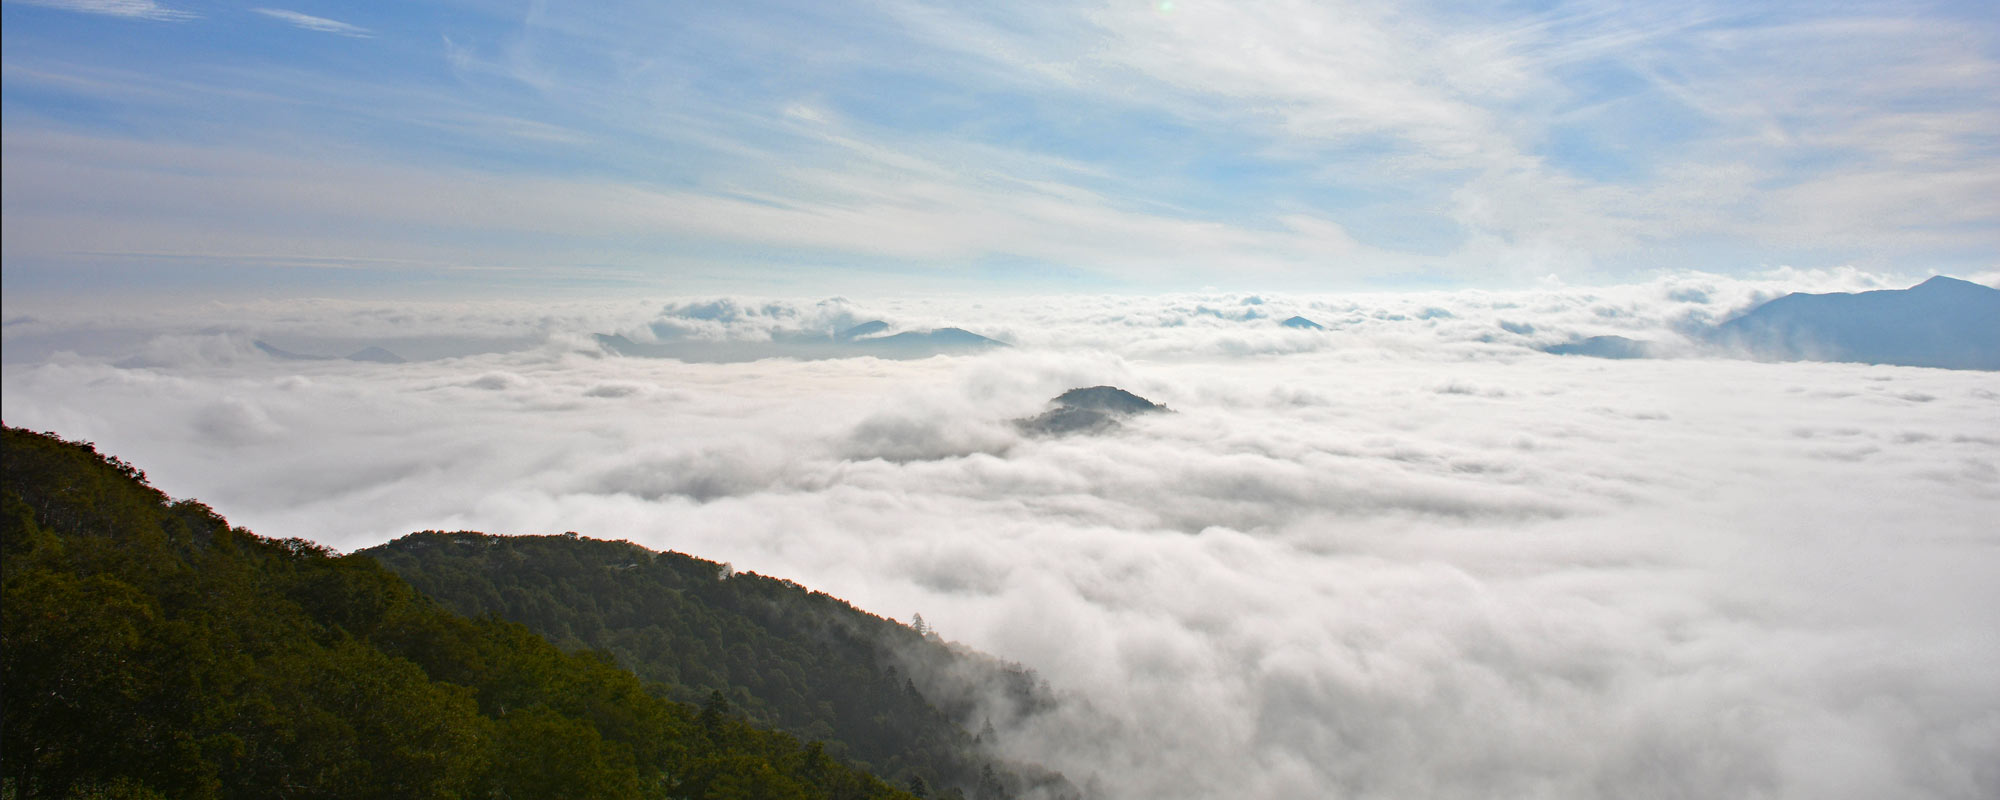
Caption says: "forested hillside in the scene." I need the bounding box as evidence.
[0,426,917,800]
[363,532,1074,800]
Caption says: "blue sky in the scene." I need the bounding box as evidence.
[3,0,1996,296]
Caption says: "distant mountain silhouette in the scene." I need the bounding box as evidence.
[256,340,406,364]
[345,346,406,364]
[1706,276,2000,370]
[1541,335,1658,360]
[254,340,333,361]
[853,327,1005,356]
[1280,315,1324,330]
[1016,386,1167,436]
[595,324,1006,362]
[835,320,890,340]
[590,332,662,355]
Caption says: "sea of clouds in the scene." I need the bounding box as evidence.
[4,269,1997,799]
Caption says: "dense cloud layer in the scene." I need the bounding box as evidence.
[4,273,1997,799]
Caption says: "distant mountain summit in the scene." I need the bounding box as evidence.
[254,340,333,361]
[1280,315,1325,330]
[345,346,406,364]
[255,340,407,364]
[1541,335,1659,360]
[1050,386,1165,414]
[1016,386,1167,436]
[1707,275,2000,370]
[595,323,1006,362]
[852,327,1005,356]
[835,320,890,340]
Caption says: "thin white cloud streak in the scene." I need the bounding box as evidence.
[251,8,371,38]
[0,130,1404,286]
[0,54,590,152]
[7,0,193,21]
[3,278,1996,798]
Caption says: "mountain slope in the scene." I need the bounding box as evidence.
[0,425,915,800]
[1707,276,2000,369]
[363,532,1073,800]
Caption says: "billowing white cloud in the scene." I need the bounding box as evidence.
[3,277,1996,799]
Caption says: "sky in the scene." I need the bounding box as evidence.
[3,282,1997,798]
[3,0,1998,298]
[5,4,1999,798]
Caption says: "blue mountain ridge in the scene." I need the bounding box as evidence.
[1705,276,2000,370]
[1538,276,1999,370]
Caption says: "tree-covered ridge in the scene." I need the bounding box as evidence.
[0,425,916,800]
[362,532,1075,800]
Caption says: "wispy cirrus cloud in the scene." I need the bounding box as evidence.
[7,0,193,21]
[2,1,1995,295]
[877,0,2000,279]
[251,8,370,38]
